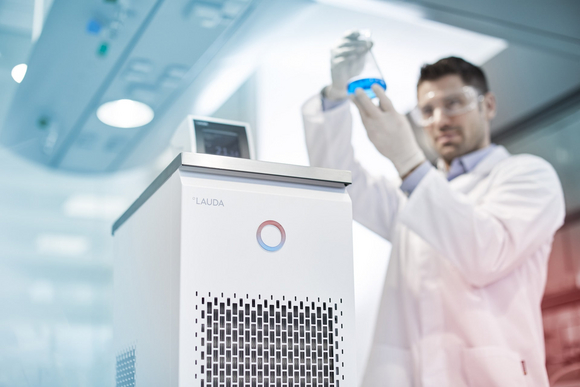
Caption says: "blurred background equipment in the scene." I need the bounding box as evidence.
[0,0,260,173]
[0,0,579,386]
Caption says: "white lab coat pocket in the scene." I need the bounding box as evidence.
[362,344,413,387]
[462,347,526,387]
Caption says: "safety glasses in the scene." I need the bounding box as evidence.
[411,86,484,127]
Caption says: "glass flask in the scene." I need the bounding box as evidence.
[347,30,386,99]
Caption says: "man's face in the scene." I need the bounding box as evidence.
[417,75,496,165]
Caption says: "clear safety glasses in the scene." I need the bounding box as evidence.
[411,86,484,127]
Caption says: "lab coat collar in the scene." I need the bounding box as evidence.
[436,145,510,179]
[471,145,511,176]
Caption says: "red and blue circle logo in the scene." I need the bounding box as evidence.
[256,220,286,252]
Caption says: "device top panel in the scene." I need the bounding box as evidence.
[112,153,351,235]
[178,153,352,187]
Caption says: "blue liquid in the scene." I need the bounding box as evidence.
[347,78,387,98]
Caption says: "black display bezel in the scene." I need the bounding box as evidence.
[193,119,251,159]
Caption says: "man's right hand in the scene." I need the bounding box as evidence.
[324,30,373,101]
[351,84,426,178]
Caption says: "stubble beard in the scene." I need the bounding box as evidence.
[437,120,488,166]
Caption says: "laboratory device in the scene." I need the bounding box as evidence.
[171,115,255,159]
[112,153,356,387]
[346,30,386,99]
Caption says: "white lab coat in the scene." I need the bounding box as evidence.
[302,96,565,387]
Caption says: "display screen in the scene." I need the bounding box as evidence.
[193,119,250,159]
[202,128,241,157]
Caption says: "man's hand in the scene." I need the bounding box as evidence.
[351,84,426,177]
[324,30,372,101]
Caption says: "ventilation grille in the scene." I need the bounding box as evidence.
[194,293,345,387]
[116,345,136,387]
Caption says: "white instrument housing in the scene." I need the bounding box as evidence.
[113,153,355,387]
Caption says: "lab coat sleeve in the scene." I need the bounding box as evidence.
[399,155,565,288]
[302,95,404,241]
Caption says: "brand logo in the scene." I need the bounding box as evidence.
[257,220,286,252]
[192,197,224,207]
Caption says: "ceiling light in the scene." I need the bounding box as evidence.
[11,63,27,83]
[36,234,90,257]
[63,194,130,220]
[315,0,425,22]
[96,99,154,128]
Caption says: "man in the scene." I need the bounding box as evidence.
[302,31,565,386]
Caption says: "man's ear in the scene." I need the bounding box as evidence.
[484,92,497,120]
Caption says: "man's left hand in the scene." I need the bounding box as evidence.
[351,84,426,178]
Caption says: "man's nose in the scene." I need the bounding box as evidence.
[432,107,451,128]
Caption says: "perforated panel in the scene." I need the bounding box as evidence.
[193,292,346,387]
[116,345,136,387]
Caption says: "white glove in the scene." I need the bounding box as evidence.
[324,30,373,101]
[352,84,426,177]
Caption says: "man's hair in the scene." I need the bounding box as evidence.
[418,56,489,94]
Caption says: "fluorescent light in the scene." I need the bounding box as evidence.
[96,99,154,128]
[315,0,426,23]
[63,194,130,220]
[32,0,45,42]
[36,234,90,257]
[11,63,27,83]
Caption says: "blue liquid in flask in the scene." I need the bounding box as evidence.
[347,78,387,98]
